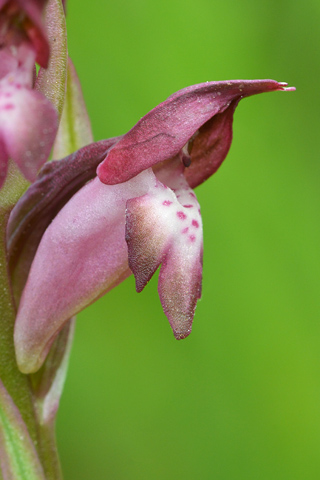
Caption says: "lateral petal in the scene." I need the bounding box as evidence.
[185,99,238,188]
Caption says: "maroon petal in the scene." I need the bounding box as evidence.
[0,138,8,189]
[17,0,50,68]
[98,80,293,185]
[185,99,238,188]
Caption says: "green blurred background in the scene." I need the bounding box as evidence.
[57,1,320,478]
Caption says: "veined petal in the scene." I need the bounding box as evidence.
[14,170,156,374]
[98,80,292,185]
[126,162,203,339]
[52,57,93,159]
[35,0,67,118]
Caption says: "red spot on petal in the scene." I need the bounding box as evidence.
[15,83,22,89]
[182,227,189,234]
[177,211,187,220]
[189,192,196,198]
[5,92,12,98]
[192,219,199,228]
[3,103,14,110]
[183,204,193,208]
[189,234,196,242]
[163,200,173,206]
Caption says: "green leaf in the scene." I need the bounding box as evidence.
[53,57,94,159]
[0,380,45,480]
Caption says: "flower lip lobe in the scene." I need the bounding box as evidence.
[126,164,203,341]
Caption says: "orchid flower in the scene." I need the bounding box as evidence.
[0,45,58,188]
[12,79,294,374]
[0,0,50,68]
[0,0,58,188]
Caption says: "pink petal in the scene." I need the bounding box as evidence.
[98,80,290,185]
[0,76,58,182]
[8,137,121,303]
[126,162,203,339]
[158,242,202,340]
[14,170,156,373]
[0,49,18,80]
[126,183,172,292]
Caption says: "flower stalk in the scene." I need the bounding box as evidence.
[0,162,35,435]
[0,163,41,475]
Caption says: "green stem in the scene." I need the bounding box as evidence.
[36,421,63,480]
[0,162,63,479]
[0,164,38,446]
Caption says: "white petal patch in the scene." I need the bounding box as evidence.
[126,165,203,339]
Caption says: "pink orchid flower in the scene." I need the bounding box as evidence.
[0,45,58,187]
[13,79,294,373]
[0,0,49,67]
